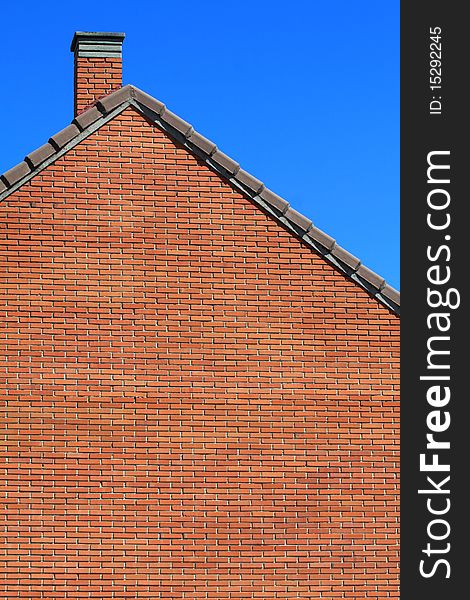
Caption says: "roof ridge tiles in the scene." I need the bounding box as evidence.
[0,84,400,313]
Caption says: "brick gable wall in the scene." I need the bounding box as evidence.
[0,107,399,598]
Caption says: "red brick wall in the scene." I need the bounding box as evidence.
[0,107,399,598]
[74,57,122,115]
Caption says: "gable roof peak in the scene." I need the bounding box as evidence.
[0,83,400,314]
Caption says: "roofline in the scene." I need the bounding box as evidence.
[0,85,400,314]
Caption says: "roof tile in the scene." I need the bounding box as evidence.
[132,87,165,115]
[50,124,80,149]
[259,188,289,214]
[284,207,313,231]
[74,106,103,130]
[2,161,31,187]
[98,85,133,113]
[307,226,336,251]
[0,179,7,194]
[236,169,264,194]
[26,143,56,168]
[161,109,192,136]
[187,131,217,156]
[381,283,400,306]
[357,264,386,290]
[332,245,361,271]
[211,150,240,176]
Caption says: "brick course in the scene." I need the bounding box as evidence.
[74,57,122,116]
[0,107,399,598]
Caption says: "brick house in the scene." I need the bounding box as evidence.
[0,32,399,598]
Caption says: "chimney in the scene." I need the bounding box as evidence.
[71,31,125,117]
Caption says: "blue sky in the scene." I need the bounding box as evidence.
[0,1,399,289]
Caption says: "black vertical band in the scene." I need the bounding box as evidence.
[401,4,468,597]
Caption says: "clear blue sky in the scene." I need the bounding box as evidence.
[0,1,399,289]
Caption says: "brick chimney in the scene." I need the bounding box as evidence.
[71,32,125,117]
